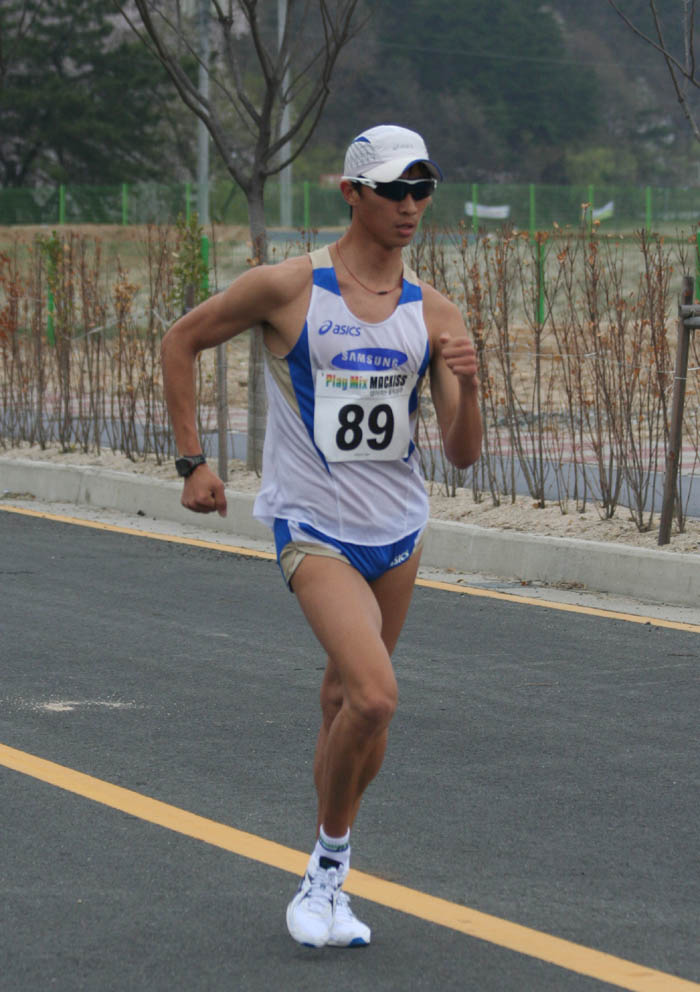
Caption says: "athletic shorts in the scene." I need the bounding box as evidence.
[273,518,425,589]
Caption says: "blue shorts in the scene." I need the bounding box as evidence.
[273,518,425,588]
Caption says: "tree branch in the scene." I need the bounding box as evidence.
[210,2,261,129]
[268,0,362,167]
[608,0,699,83]
[608,0,700,139]
[118,0,362,187]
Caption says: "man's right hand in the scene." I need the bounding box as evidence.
[181,465,227,517]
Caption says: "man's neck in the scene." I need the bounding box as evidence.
[333,234,404,296]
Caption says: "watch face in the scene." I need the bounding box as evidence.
[176,455,205,477]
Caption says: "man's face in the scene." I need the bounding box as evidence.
[346,163,434,247]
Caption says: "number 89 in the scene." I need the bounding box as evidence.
[335,402,395,452]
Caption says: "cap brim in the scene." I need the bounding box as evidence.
[359,157,443,183]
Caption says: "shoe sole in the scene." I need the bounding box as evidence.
[327,936,370,948]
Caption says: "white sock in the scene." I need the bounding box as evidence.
[315,825,351,870]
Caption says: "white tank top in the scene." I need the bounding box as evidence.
[253,246,431,545]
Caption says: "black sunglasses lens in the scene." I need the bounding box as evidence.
[410,181,435,201]
[375,180,434,201]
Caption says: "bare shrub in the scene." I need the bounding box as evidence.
[1,221,697,538]
[409,220,696,532]
[0,224,211,464]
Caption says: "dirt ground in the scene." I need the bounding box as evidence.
[0,223,251,245]
[2,441,698,555]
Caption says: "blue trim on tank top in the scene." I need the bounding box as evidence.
[398,278,422,305]
[286,323,331,473]
[313,265,341,295]
[404,337,431,461]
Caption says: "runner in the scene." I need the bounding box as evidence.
[161,124,482,948]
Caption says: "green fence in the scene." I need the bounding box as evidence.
[1,179,699,232]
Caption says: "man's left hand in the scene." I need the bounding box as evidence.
[439,334,478,388]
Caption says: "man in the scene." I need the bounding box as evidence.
[161,124,482,948]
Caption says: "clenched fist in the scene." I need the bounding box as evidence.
[181,464,228,517]
[439,333,479,388]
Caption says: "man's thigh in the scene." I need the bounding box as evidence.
[371,548,423,656]
[291,556,394,695]
[291,550,421,696]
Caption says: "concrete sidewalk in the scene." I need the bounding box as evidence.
[2,456,699,612]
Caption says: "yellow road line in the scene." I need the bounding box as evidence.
[0,503,276,561]
[416,577,700,633]
[1,741,697,992]
[3,503,700,633]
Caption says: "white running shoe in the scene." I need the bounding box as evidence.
[327,890,371,947]
[286,856,341,948]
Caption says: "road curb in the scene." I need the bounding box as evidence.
[2,457,698,608]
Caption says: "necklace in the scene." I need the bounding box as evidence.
[335,242,403,296]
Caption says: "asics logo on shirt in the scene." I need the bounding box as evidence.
[319,319,361,337]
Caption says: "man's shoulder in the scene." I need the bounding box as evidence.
[420,281,462,325]
[255,253,313,304]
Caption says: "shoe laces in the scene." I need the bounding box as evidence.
[334,890,353,917]
[304,865,339,915]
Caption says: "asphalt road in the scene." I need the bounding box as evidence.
[1,508,698,992]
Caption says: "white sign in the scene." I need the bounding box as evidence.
[593,200,614,220]
[465,202,511,219]
[313,369,417,462]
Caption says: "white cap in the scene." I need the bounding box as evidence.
[343,125,442,183]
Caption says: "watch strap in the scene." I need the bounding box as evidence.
[175,454,207,478]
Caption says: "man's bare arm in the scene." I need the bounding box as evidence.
[161,257,311,515]
[425,288,482,470]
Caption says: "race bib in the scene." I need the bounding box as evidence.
[313,369,417,462]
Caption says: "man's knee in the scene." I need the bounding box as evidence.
[320,674,397,732]
[348,678,398,734]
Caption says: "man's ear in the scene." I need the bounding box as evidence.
[340,180,360,207]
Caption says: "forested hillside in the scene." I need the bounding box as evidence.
[1,0,698,188]
[0,0,187,188]
[308,0,700,184]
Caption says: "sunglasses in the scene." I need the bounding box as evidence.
[344,176,437,202]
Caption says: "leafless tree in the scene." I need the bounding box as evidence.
[119,0,362,468]
[608,0,700,141]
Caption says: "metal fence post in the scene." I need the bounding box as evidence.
[46,235,58,346]
[200,235,210,295]
[537,237,546,327]
[645,186,652,235]
[658,275,696,544]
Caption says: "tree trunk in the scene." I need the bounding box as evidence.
[245,176,269,473]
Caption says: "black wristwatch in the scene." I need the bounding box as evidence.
[175,454,207,478]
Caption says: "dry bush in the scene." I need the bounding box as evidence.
[0,219,217,463]
[410,222,699,533]
[1,221,699,534]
